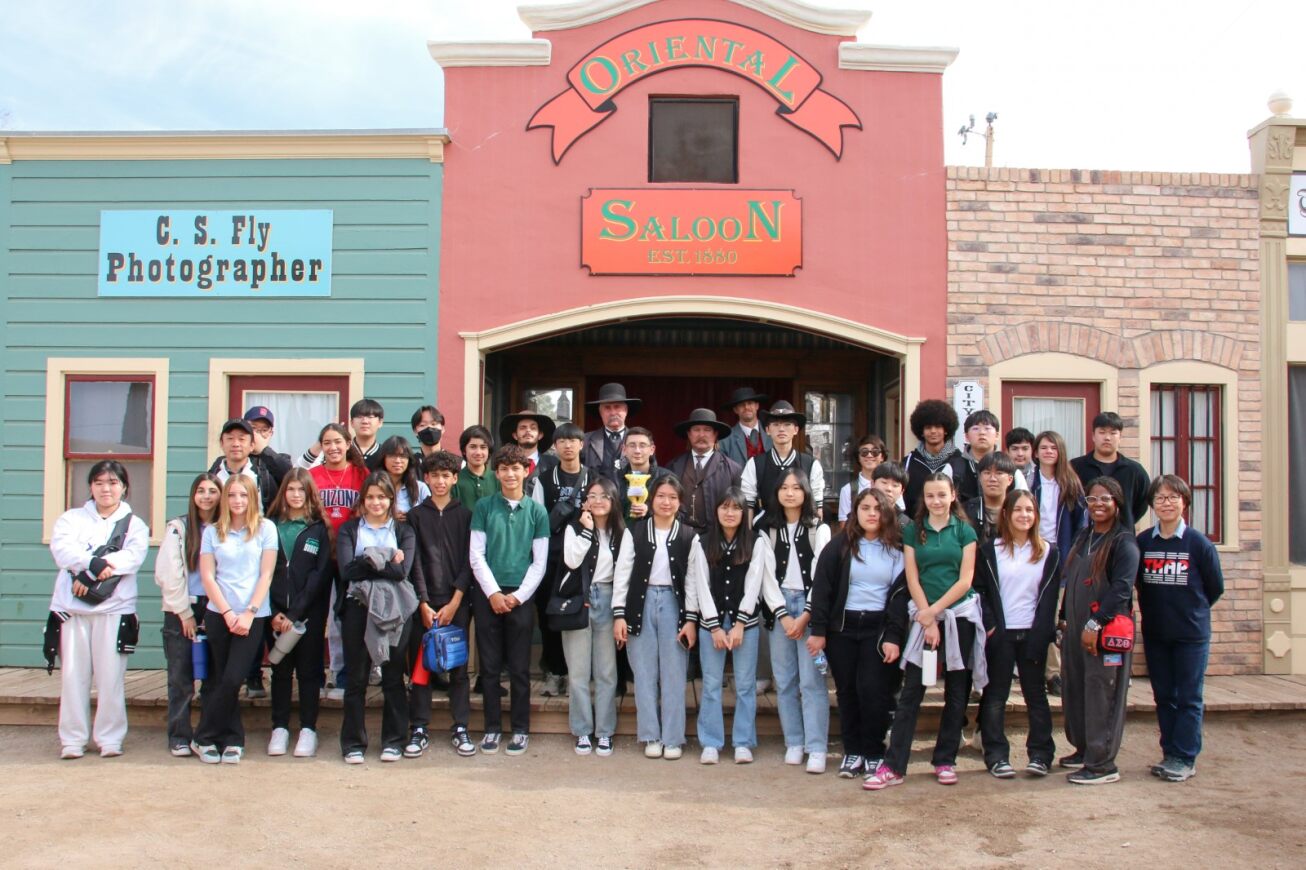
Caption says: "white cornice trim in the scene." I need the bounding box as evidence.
[427,40,552,68]
[0,132,451,162]
[518,0,871,37]
[838,43,959,73]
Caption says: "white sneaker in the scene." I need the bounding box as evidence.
[99,745,123,758]
[806,751,827,774]
[734,746,754,764]
[644,740,664,759]
[663,745,683,760]
[700,746,719,764]
[784,746,805,765]
[326,687,344,701]
[293,728,318,758]
[60,745,85,760]
[268,727,290,756]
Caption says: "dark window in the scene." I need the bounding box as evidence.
[1290,262,1306,321]
[1150,384,1222,542]
[1291,368,1306,563]
[649,98,738,183]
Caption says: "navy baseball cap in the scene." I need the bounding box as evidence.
[221,418,254,438]
[243,406,274,426]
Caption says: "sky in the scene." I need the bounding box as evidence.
[1,0,1303,172]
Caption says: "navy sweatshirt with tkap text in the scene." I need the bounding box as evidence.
[1135,524,1224,643]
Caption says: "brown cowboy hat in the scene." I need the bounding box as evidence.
[758,399,807,429]
[498,410,556,452]
[585,382,643,415]
[723,387,769,410]
[673,408,732,440]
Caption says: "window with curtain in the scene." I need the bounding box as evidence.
[1290,368,1306,563]
[1012,397,1086,457]
[244,391,339,459]
[1150,384,1222,542]
[65,377,154,521]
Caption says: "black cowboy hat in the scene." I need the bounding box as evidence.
[723,387,769,410]
[585,382,643,415]
[673,408,732,440]
[498,410,556,452]
[758,399,807,429]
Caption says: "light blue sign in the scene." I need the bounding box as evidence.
[98,209,332,296]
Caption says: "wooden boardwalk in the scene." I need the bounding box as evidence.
[3,667,1304,733]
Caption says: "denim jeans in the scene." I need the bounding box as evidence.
[697,615,759,750]
[561,582,619,738]
[626,586,689,747]
[769,588,830,753]
[1144,635,1209,764]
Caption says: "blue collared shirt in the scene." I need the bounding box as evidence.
[1152,518,1188,540]
[354,518,398,556]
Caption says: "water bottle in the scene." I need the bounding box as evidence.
[191,633,209,681]
[812,650,829,676]
[920,647,938,687]
[267,621,307,665]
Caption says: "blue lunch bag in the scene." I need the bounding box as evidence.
[422,624,469,674]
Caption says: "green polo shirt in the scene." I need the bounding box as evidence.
[471,494,549,591]
[452,465,499,511]
[903,514,978,608]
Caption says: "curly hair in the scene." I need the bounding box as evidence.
[909,399,959,442]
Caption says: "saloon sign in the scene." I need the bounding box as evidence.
[529,19,861,163]
[582,189,802,276]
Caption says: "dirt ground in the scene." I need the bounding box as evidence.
[2,714,1304,868]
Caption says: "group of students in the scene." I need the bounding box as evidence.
[48,390,1222,787]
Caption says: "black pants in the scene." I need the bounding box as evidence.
[826,611,901,760]
[160,602,209,747]
[979,629,1055,767]
[196,610,267,749]
[534,553,569,677]
[473,588,534,734]
[408,597,472,731]
[339,599,412,754]
[883,619,975,774]
[270,604,328,730]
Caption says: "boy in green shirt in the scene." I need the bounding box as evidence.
[469,444,549,756]
[452,425,499,510]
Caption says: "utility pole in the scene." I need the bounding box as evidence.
[958,112,998,168]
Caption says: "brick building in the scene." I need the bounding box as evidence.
[1,0,1302,675]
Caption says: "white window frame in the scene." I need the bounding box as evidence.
[43,358,170,544]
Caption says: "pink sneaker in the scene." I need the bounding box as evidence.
[935,764,958,785]
[862,764,905,791]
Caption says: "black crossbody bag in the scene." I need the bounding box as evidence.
[75,513,135,605]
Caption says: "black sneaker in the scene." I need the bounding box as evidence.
[575,735,593,755]
[989,760,1016,779]
[506,733,529,756]
[1058,752,1085,770]
[451,728,476,757]
[837,754,865,778]
[595,736,614,757]
[1026,759,1050,777]
[1068,767,1120,785]
[480,732,501,754]
[1046,675,1062,697]
[1150,755,1176,777]
[245,676,267,700]
[1160,759,1195,782]
[403,728,429,758]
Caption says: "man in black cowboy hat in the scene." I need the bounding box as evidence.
[740,400,826,522]
[666,409,743,530]
[498,409,558,497]
[582,382,641,485]
[719,387,773,469]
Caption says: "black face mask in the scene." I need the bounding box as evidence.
[416,427,442,446]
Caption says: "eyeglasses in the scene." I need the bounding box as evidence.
[585,494,612,502]
[858,448,883,458]
[1085,496,1115,505]
[1152,494,1183,504]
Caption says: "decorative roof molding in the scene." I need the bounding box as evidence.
[427,40,552,68]
[838,43,958,74]
[518,0,871,37]
[0,131,451,162]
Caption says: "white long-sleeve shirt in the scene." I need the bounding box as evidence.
[49,500,150,616]
[612,523,711,623]
[756,522,831,615]
[563,524,615,585]
[469,532,550,604]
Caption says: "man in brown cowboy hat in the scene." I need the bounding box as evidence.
[582,382,642,485]
[498,410,557,497]
[719,387,773,469]
[740,400,826,522]
[666,409,743,530]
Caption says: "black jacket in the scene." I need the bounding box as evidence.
[335,518,417,614]
[964,495,1000,547]
[617,460,671,522]
[269,519,331,623]
[1070,452,1151,529]
[697,532,757,628]
[901,447,969,517]
[974,539,1063,657]
[808,539,908,645]
[1059,524,1140,626]
[407,498,473,606]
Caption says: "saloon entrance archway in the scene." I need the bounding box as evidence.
[459,297,924,510]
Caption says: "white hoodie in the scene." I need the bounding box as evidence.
[49,500,150,616]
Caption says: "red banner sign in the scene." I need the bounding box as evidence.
[530,19,860,163]
[581,189,802,276]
